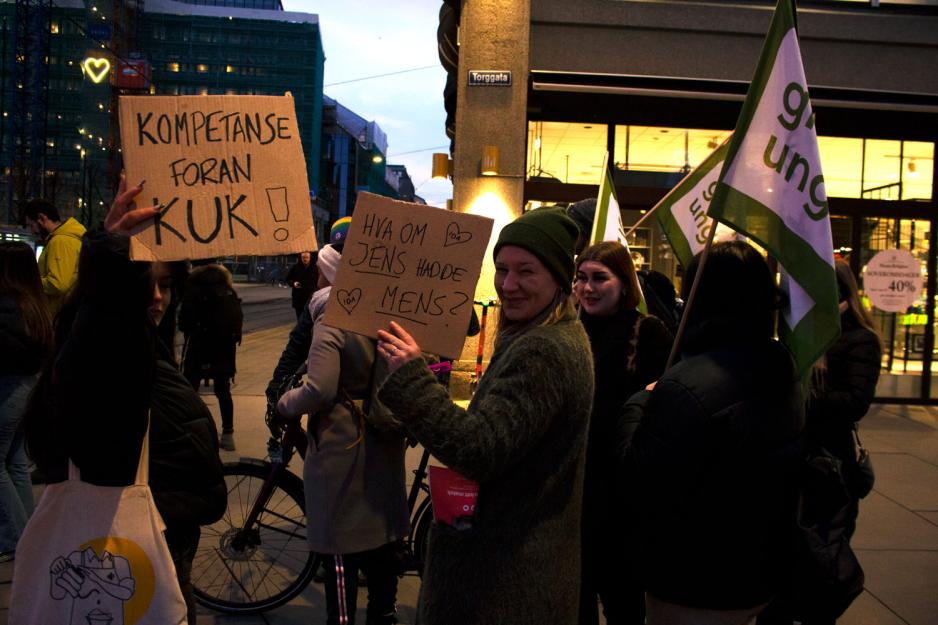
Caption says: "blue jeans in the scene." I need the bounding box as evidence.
[0,375,37,552]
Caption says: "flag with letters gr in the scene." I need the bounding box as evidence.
[655,141,730,268]
[708,0,839,375]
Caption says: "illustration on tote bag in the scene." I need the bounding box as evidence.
[43,537,158,625]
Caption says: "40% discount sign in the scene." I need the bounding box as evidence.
[863,249,924,313]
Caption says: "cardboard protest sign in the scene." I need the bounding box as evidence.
[322,193,494,359]
[119,93,318,261]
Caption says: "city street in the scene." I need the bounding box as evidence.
[1,290,936,624]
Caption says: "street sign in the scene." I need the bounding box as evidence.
[468,70,511,86]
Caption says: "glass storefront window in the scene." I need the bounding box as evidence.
[526,121,608,184]
[613,126,732,173]
[527,122,933,202]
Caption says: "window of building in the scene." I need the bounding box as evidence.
[50,22,59,34]
[526,121,608,184]
[167,62,180,72]
[197,64,209,73]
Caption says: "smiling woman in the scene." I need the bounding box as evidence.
[375,207,594,625]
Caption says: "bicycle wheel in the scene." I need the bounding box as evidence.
[412,495,434,576]
[192,459,319,614]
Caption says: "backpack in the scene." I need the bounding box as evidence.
[786,445,865,621]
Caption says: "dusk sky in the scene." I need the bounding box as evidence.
[282,0,454,208]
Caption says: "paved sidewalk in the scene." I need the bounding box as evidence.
[2,312,936,625]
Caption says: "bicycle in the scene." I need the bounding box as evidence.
[190,361,449,614]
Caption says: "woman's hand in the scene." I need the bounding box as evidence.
[104,174,161,234]
[377,321,422,373]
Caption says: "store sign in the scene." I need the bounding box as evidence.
[468,70,511,86]
[82,57,111,83]
[118,93,318,261]
[863,249,923,313]
[87,23,112,42]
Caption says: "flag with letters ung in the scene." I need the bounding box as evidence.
[708,0,839,375]
[589,153,647,311]
[654,140,736,268]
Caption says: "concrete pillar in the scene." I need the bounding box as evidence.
[450,0,531,392]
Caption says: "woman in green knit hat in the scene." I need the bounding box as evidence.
[377,207,594,625]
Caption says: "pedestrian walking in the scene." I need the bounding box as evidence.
[22,198,86,316]
[376,207,594,625]
[19,175,227,623]
[573,241,672,625]
[0,242,52,562]
[277,242,408,625]
[287,251,319,320]
[612,241,804,625]
[179,263,243,451]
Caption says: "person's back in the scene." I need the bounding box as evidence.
[615,241,804,622]
[629,338,803,609]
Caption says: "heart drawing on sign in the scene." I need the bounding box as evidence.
[337,288,362,314]
[444,222,472,247]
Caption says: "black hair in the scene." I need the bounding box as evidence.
[681,241,781,352]
[22,198,61,223]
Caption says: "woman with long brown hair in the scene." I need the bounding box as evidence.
[574,241,672,625]
[0,241,53,561]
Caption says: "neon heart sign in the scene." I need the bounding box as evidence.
[82,57,111,83]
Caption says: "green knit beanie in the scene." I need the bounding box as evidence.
[494,207,578,293]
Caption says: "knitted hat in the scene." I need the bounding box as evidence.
[565,198,596,239]
[330,217,352,245]
[494,207,578,292]
[317,244,341,285]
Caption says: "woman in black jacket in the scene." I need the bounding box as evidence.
[24,177,227,623]
[0,242,52,560]
[573,241,671,625]
[807,260,881,540]
[179,263,243,451]
[615,241,804,625]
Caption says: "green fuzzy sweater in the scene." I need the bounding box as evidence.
[379,314,594,625]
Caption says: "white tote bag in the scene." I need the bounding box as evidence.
[10,427,187,625]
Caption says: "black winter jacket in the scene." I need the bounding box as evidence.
[0,293,49,376]
[616,338,804,610]
[580,309,671,539]
[179,265,243,379]
[40,232,226,527]
[806,316,881,464]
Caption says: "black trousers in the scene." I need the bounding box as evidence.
[579,538,645,625]
[165,524,200,625]
[323,541,400,625]
[184,367,234,432]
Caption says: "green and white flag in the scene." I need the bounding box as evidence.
[654,140,737,268]
[589,152,627,247]
[589,152,647,312]
[708,0,839,375]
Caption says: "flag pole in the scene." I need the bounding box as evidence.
[664,217,719,370]
[624,206,658,238]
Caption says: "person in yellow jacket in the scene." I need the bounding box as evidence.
[23,199,86,316]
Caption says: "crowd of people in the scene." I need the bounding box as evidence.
[0,187,882,625]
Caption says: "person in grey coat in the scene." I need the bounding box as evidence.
[277,245,408,625]
[376,207,594,625]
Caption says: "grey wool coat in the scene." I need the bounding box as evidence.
[379,312,594,625]
[278,316,410,555]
